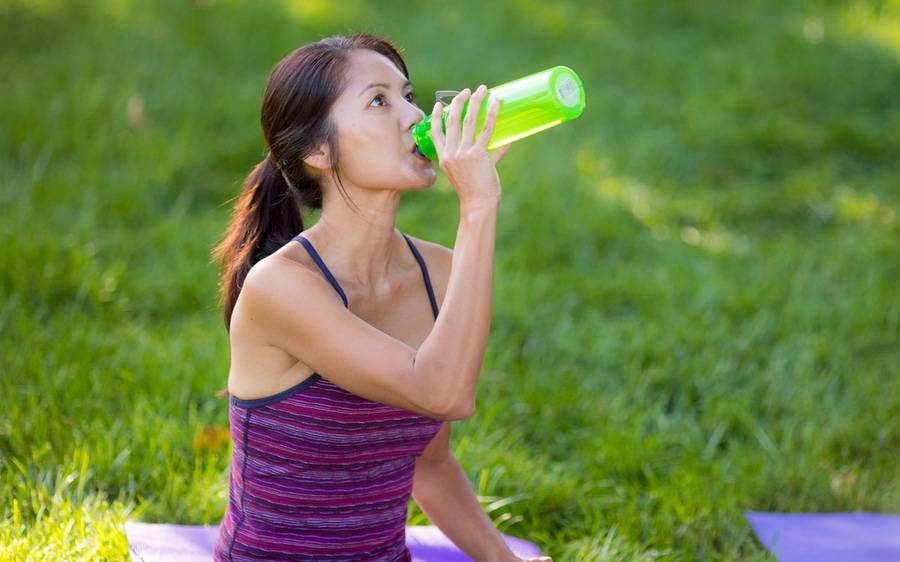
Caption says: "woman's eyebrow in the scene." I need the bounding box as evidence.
[358,80,413,96]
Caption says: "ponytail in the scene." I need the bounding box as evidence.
[211,154,304,331]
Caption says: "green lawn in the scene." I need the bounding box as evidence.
[2,0,899,560]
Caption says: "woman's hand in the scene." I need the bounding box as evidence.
[429,84,512,209]
[491,553,553,562]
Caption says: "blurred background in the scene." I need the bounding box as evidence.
[1,0,898,559]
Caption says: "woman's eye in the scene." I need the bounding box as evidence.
[370,92,416,107]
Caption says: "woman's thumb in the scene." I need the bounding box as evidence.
[489,143,512,164]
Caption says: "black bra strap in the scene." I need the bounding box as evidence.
[402,233,440,319]
[293,233,439,319]
[293,235,349,308]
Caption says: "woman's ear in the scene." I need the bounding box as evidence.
[302,143,331,171]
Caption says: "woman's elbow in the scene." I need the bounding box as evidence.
[436,397,475,421]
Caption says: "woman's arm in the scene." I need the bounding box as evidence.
[412,422,518,561]
[412,452,518,562]
[414,200,499,417]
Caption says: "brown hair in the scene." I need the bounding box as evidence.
[211,33,410,330]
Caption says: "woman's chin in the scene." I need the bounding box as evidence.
[409,166,437,187]
[405,178,435,192]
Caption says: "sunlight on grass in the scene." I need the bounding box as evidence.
[594,175,657,226]
[512,0,606,35]
[578,147,660,228]
[8,0,68,15]
[96,0,132,22]
[679,225,748,254]
[283,0,369,24]
[511,0,575,37]
[839,0,900,54]
[582,147,750,254]
[0,491,131,560]
[559,526,673,561]
[833,185,898,224]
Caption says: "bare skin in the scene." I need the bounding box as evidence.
[227,48,448,402]
[225,48,550,561]
[228,48,509,416]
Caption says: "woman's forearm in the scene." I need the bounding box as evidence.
[411,453,516,562]
[415,200,498,418]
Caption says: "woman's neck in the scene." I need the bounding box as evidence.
[310,189,404,291]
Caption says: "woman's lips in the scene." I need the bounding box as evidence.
[412,145,429,161]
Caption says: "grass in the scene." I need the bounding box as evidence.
[2,0,899,559]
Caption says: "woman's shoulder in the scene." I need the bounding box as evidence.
[229,252,350,366]
[400,233,453,307]
[239,250,342,317]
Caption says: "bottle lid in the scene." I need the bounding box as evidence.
[549,66,586,120]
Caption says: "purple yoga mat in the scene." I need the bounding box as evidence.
[746,512,900,562]
[124,521,543,561]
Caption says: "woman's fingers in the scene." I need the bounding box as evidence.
[443,88,470,153]
[476,96,501,151]
[429,101,445,157]
[460,84,487,147]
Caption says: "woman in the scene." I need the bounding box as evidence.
[211,33,550,561]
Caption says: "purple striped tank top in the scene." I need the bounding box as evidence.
[214,232,444,561]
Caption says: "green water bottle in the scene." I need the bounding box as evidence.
[412,65,586,160]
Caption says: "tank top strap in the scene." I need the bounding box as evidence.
[293,235,349,308]
[401,233,440,319]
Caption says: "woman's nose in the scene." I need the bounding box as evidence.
[405,102,426,130]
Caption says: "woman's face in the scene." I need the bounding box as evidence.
[307,49,436,194]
